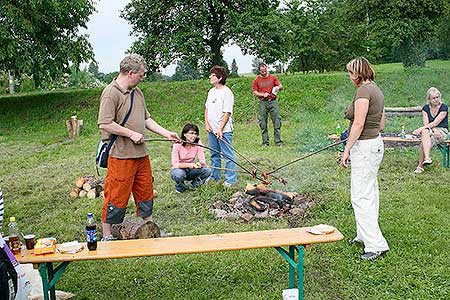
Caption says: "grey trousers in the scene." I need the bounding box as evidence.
[258,99,282,145]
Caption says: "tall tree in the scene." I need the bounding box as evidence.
[230,59,239,77]
[121,0,283,74]
[0,1,95,87]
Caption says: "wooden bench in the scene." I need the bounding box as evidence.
[16,227,343,300]
[385,106,422,117]
[329,134,450,168]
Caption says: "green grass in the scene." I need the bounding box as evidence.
[1,60,450,299]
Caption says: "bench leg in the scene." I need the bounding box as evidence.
[276,245,305,300]
[438,144,450,169]
[38,262,70,300]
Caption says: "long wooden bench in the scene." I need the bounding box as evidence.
[329,134,450,168]
[16,227,343,300]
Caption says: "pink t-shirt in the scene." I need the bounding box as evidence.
[171,141,206,168]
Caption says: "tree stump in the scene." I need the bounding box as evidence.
[111,216,161,239]
[66,115,83,140]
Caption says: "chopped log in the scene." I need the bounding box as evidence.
[82,182,92,191]
[75,177,86,188]
[111,216,160,239]
[69,188,80,198]
[87,189,97,199]
[79,190,88,198]
[84,178,104,192]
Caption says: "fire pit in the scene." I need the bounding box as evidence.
[209,183,317,224]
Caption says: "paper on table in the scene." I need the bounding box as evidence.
[57,241,84,254]
[306,224,336,235]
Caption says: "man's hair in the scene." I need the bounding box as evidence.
[346,57,375,85]
[210,65,228,85]
[426,87,442,103]
[259,63,267,69]
[120,54,146,74]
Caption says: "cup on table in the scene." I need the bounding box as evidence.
[24,234,36,250]
[3,236,11,249]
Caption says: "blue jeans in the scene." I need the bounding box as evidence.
[208,131,237,184]
[171,167,212,192]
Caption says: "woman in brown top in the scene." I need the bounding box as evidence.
[341,57,389,261]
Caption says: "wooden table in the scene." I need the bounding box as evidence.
[17,227,344,300]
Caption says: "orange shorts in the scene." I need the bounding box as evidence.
[102,155,154,224]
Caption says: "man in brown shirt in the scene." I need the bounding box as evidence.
[98,54,179,241]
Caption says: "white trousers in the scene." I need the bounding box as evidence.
[350,136,389,252]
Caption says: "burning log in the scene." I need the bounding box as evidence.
[245,183,296,204]
[111,216,160,239]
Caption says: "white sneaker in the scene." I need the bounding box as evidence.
[222,181,234,188]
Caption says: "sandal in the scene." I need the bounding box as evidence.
[414,166,424,174]
[423,158,433,165]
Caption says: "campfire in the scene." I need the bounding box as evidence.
[209,183,316,223]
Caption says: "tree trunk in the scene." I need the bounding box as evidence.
[111,217,160,240]
[8,71,14,95]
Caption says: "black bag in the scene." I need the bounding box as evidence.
[96,90,135,168]
[0,245,17,300]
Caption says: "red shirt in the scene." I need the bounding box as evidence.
[252,74,281,101]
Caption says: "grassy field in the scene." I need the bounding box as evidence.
[1,60,450,299]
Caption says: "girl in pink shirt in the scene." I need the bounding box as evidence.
[171,123,211,193]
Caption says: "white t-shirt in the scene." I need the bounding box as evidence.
[205,86,234,133]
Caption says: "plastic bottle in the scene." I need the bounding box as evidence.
[336,123,342,137]
[400,125,406,139]
[8,217,21,255]
[86,213,97,251]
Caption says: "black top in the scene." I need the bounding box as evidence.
[422,103,448,129]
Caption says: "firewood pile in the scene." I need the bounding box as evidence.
[209,183,316,223]
[69,175,104,199]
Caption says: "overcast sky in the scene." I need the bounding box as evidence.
[84,0,254,75]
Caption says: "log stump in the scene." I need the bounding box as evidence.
[111,216,161,239]
[66,115,83,140]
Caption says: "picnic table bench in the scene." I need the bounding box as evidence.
[16,227,343,300]
[328,134,450,168]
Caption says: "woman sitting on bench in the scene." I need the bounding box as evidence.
[171,123,211,193]
[413,87,448,174]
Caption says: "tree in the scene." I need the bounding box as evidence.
[121,0,283,74]
[230,59,239,77]
[88,61,99,77]
[0,1,95,87]
[251,58,264,74]
[171,60,201,81]
[285,0,356,74]
[344,0,449,67]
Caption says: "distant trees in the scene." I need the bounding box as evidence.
[172,60,201,81]
[251,58,264,74]
[0,0,95,87]
[88,62,99,77]
[230,59,239,77]
[121,0,281,74]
